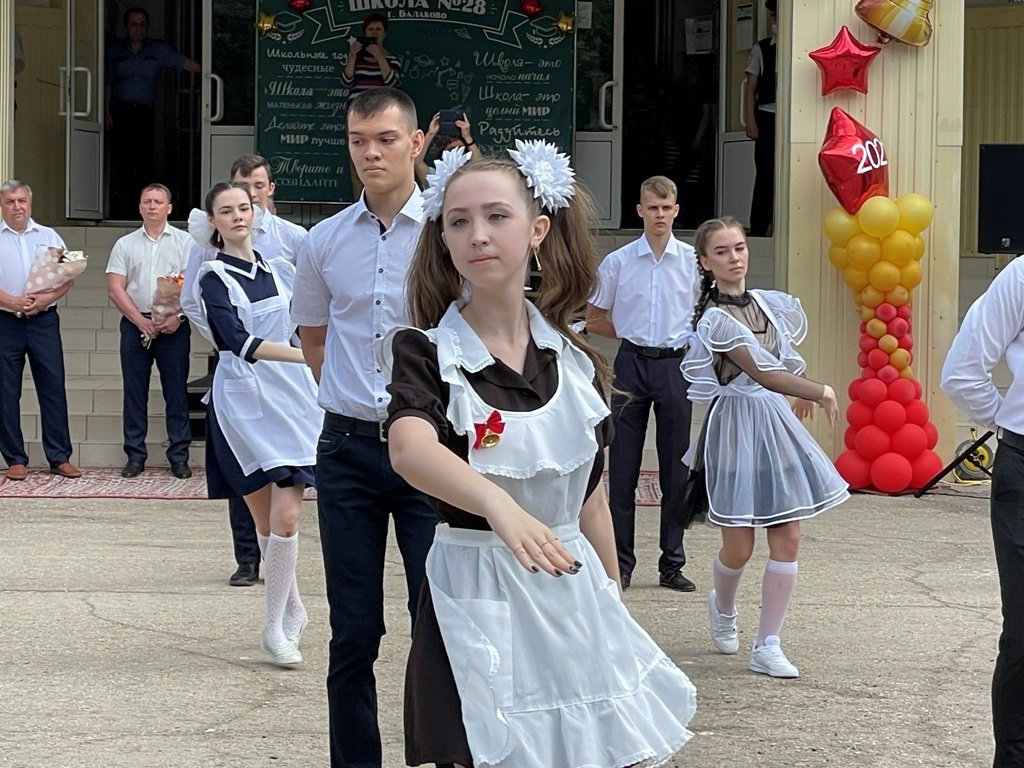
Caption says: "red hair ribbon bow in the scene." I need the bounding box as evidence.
[473,410,505,450]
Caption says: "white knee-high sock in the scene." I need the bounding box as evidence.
[282,533,307,641]
[264,533,298,647]
[757,559,799,645]
[257,531,269,559]
[713,554,745,615]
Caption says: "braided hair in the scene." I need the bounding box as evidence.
[690,216,744,330]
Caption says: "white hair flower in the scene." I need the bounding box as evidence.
[507,139,575,213]
[422,147,472,221]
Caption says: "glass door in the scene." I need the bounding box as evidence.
[201,0,256,197]
[574,0,623,228]
[64,0,103,219]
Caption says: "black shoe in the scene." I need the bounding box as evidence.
[229,561,259,587]
[659,569,696,592]
[170,462,193,479]
[120,460,145,478]
[620,571,631,591]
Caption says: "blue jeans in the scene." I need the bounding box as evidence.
[316,413,437,768]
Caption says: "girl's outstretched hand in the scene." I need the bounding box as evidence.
[792,398,815,421]
[820,384,839,427]
[486,500,580,578]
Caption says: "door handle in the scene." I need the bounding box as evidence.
[72,67,92,118]
[208,73,224,123]
[598,80,616,130]
[57,66,67,116]
[739,77,747,128]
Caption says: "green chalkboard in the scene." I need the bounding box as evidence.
[256,0,576,203]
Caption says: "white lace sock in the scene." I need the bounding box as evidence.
[263,533,298,648]
[282,533,307,641]
[757,559,799,645]
[257,531,269,578]
[713,553,745,615]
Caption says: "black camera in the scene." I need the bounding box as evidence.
[356,36,376,49]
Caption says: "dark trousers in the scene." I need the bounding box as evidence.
[0,309,72,468]
[750,108,776,237]
[991,431,1024,767]
[316,414,438,768]
[119,317,191,464]
[109,99,155,219]
[228,496,260,565]
[609,348,692,576]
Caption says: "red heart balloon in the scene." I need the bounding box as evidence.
[809,26,880,96]
[289,0,312,14]
[818,108,890,214]
[520,0,544,17]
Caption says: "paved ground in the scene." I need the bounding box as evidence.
[0,483,999,768]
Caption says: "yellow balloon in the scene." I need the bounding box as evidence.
[890,348,912,370]
[881,230,917,267]
[914,236,926,260]
[900,365,915,379]
[828,245,849,270]
[866,318,887,339]
[860,285,885,308]
[885,286,911,306]
[859,304,876,322]
[823,207,862,247]
[896,193,934,235]
[846,234,882,271]
[844,266,869,292]
[878,334,899,353]
[869,260,901,292]
[901,261,923,290]
[858,196,901,239]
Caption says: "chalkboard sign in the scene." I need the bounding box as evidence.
[256,0,576,203]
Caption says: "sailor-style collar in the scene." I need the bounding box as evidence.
[438,299,564,374]
[217,250,271,279]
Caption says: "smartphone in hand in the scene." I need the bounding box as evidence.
[439,108,464,136]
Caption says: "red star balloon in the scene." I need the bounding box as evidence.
[818,107,889,214]
[809,26,881,96]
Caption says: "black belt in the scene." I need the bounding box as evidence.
[324,411,388,442]
[1000,429,1024,452]
[620,339,686,359]
[2,305,56,319]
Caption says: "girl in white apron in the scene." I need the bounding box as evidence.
[194,182,321,667]
[682,216,848,679]
[382,144,696,767]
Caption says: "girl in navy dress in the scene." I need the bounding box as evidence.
[382,144,696,767]
[683,216,848,678]
[196,182,321,666]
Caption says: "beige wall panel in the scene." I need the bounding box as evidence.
[785,1,963,459]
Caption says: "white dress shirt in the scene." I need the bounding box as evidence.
[181,210,308,340]
[589,234,699,349]
[941,256,1024,434]
[292,187,425,421]
[0,218,67,299]
[105,223,192,312]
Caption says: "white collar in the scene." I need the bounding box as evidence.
[438,299,563,373]
[354,184,426,228]
[0,217,40,235]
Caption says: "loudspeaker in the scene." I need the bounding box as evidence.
[979,144,1024,254]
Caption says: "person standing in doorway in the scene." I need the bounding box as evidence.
[105,6,199,219]
[106,183,193,479]
[744,0,777,237]
[180,154,308,588]
[0,180,82,481]
[941,256,1024,768]
[292,87,440,768]
[586,176,700,593]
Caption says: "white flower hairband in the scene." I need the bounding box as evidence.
[187,204,266,247]
[422,139,576,221]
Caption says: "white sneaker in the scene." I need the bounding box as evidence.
[750,636,799,678]
[707,589,739,654]
[262,635,303,667]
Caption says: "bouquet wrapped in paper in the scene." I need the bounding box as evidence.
[142,273,185,348]
[24,246,88,295]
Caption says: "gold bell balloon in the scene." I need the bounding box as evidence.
[855,0,933,47]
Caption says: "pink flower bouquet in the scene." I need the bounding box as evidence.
[24,246,88,295]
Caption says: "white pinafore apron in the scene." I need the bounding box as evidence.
[196,258,320,475]
[411,303,696,768]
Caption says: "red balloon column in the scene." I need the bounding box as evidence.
[820,121,944,494]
